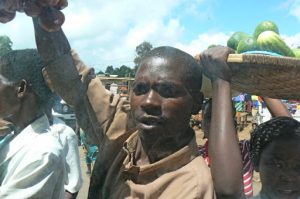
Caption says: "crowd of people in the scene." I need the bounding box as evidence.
[0,2,299,199]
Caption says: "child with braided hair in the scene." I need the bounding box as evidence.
[250,116,300,199]
[199,45,298,199]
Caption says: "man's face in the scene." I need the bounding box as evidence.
[258,137,300,199]
[130,57,198,143]
[0,77,20,119]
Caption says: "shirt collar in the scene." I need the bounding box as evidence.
[121,128,199,183]
[0,115,50,166]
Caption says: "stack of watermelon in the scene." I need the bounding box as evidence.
[227,21,300,58]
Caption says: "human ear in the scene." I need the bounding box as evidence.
[17,80,28,98]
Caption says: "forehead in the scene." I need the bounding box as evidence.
[261,137,300,161]
[136,57,187,83]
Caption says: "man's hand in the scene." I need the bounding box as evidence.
[0,0,22,23]
[199,46,234,82]
[0,0,68,32]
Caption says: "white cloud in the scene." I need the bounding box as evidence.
[0,13,35,49]
[280,0,300,21]
[0,0,215,72]
[4,1,298,73]
[0,0,185,71]
[282,33,300,48]
[175,32,230,56]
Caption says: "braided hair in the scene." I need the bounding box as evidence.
[0,49,52,107]
[250,116,300,168]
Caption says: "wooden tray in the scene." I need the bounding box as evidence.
[227,53,300,100]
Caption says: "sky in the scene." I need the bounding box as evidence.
[1,0,300,72]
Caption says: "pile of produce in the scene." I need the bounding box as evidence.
[0,0,67,32]
[227,20,300,58]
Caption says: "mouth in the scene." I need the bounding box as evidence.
[277,188,298,196]
[137,116,165,130]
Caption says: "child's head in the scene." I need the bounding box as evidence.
[250,116,300,199]
[201,98,236,138]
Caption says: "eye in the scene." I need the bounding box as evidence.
[268,159,284,169]
[133,82,150,96]
[156,84,183,98]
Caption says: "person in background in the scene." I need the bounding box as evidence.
[251,112,259,130]
[200,45,297,199]
[198,98,254,198]
[0,49,65,198]
[44,94,83,199]
[80,129,98,175]
[250,117,300,199]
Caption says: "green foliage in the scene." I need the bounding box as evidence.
[0,35,13,57]
[96,70,104,75]
[103,65,134,77]
[118,65,135,77]
[134,41,153,71]
[105,65,115,74]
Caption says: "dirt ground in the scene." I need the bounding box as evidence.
[77,147,91,199]
[77,123,261,198]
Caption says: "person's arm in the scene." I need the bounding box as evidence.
[32,15,82,106]
[262,97,291,117]
[200,46,245,199]
[65,191,78,199]
[63,128,83,198]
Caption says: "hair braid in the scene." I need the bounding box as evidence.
[250,116,300,167]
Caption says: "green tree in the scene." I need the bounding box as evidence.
[105,65,114,75]
[114,67,120,76]
[118,65,134,77]
[134,41,153,72]
[0,35,12,57]
[96,70,104,75]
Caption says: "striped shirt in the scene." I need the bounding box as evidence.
[198,140,254,198]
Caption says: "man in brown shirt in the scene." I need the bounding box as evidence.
[31,11,216,199]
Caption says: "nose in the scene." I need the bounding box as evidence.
[279,169,297,183]
[141,89,162,116]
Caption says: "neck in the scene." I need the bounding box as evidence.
[7,96,43,133]
[259,189,272,199]
[139,128,194,163]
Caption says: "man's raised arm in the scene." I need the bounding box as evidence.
[32,14,82,106]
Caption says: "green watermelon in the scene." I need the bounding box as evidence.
[253,20,279,39]
[227,31,249,50]
[293,48,300,58]
[256,31,295,57]
[236,37,259,53]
